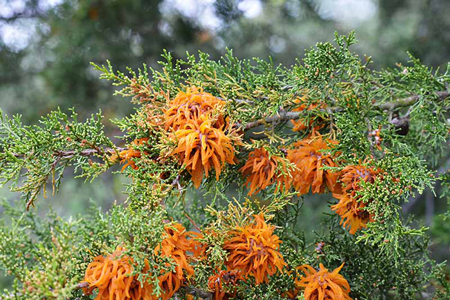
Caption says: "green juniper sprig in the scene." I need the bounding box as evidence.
[0,108,118,209]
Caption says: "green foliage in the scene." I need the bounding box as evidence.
[0,200,100,299]
[0,109,116,209]
[0,33,449,299]
[316,215,440,299]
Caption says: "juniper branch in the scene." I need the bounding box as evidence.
[243,90,450,130]
[12,147,125,159]
[217,97,255,105]
[17,147,124,209]
[377,90,450,110]
[244,110,306,130]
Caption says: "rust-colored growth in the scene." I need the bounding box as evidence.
[166,87,242,188]
[172,116,236,188]
[291,96,327,132]
[208,270,243,300]
[287,134,340,195]
[331,164,380,234]
[82,247,155,300]
[83,224,204,300]
[239,147,290,195]
[165,87,226,131]
[296,263,352,300]
[223,214,286,285]
[109,138,150,171]
[155,223,195,300]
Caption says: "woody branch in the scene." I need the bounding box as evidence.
[243,90,450,130]
[13,147,126,159]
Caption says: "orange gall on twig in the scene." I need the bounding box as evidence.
[82,247,155,300]
[171,116,238,188]
[290,94,327,132]
[239,147,291,195]
[287,134,341,195]
[164,86,226,131]
[223,214,286,285]
[331,164,381,234]
[296,263,352,300]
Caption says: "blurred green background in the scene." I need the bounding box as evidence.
[1,0,450,290]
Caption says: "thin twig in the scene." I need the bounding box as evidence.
[184,212,201,232]
[244,110,310,130]
[377,91,449,110]
[179,286,213,300]
[78,282,89,289]
[243,90,450,130]
[217,97,254,105]
[13,147,125,159]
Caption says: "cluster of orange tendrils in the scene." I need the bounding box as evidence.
[82,223,206,300]
[223,214,286,285]
[295,263,352,300]
[110,138,150,171]
[82,246,155,300]
[154,223,198,300]
[164,87,226,131]
[207,269,242,300]
[286,133,340,195]
[331,164,380,234]
[239,147,289,195]
[167,87,240,188]
[172,116,236,188]
[290,95,327,132]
